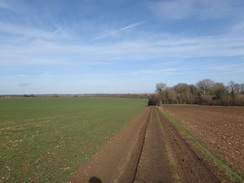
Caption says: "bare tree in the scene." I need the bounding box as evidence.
[196,79,214,95]
[229,81,240,93]
[241,83,244,94]
[228,81,241,102]
[156,83,167,94]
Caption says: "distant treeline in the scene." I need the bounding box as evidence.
[149,79,244,106]
[1,93,149,99]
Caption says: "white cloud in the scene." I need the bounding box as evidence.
[1,30,244,67]
[1,0,243,94]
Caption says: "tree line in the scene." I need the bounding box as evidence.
[149,79,244,106]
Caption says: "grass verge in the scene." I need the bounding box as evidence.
[158,106,244,183]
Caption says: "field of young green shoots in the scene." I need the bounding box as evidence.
[0,97,147,182]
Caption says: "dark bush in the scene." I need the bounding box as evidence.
[148,95,161,106]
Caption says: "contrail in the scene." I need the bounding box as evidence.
[90,21,145,41]
[47,26,63,38]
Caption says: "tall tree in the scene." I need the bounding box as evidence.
[173,83,195,104]
[228,81,241,102]
[240,83,244,94]
[156,83,167,94]
[211,82,227,101]
[196,79,214,95]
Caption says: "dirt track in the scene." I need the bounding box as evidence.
[66,107,220,183]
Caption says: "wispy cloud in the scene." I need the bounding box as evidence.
[1,30,244,67]
[90,21,145,41]
[130,63,216,76]
[79,0,90,6]
[0,22,68,45]
[230,20,244,33]
[148,0,244,20]
[0,23,49,38]
[1,0,243,94]
[0,1,16,12]
[18,83,32,87]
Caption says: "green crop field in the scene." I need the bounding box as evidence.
[0,97,147,182]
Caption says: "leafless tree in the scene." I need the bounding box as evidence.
[196,79,214,95]
[241,83,244,94]
[228,81,241,93]
[156,83,167,94]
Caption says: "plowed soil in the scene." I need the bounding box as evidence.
[66,107,221,183]
[163,105,244,176]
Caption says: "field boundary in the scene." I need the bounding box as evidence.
[158,106,244,183]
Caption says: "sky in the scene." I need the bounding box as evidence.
[0,0,244,94]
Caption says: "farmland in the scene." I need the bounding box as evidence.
[0,97,147,182]
[1,98,243,183]
[162,105,244,179]
[67,105,243,183]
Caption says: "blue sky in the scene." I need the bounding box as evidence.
[0,0,244,94]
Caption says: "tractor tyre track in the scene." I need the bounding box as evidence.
[66,107,220,183]
[155,108,219,183]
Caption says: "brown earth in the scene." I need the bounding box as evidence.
[66,106,222,183]
[163,105,244,175]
